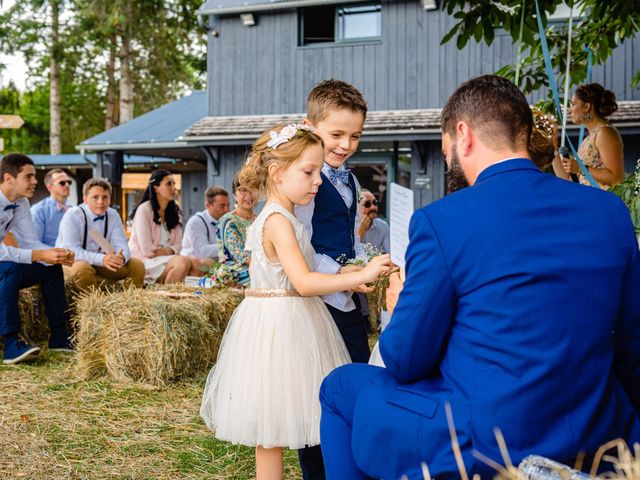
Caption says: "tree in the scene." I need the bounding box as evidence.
[0,0,206,151]
[440,0,640,97]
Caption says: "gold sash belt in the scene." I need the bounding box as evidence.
[244,288,301,298]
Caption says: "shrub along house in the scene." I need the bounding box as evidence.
[80,1,640,213]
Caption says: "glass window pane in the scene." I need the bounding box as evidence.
[338,4,381,40]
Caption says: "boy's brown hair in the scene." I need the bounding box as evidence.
[307,79,368,124]
[82,177,112,196]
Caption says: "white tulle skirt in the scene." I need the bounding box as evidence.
[200,295,351,449]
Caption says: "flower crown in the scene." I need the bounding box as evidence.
[531,106,557,140]
[266,124,314,149]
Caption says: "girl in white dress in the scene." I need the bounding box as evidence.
[200,124,391,479]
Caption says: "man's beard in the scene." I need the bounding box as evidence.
[444,145,470,195]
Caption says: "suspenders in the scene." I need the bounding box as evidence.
[80,208,109,251]
[197,214,211,242]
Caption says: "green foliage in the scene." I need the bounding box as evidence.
[0,0,206,153]
[609,162,640,235]
[440,0,640,97]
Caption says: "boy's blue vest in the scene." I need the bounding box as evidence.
[311,172,357,264]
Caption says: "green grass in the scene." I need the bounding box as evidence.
[0,353,302,479]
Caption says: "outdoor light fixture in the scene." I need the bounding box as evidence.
[240,13,255,26]
[421,0,437,10]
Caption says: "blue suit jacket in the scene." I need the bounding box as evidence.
[353,159,640,478]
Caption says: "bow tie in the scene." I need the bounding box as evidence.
[55,203,68,212]
[327,168,350,185]
[93,214,106,222]
[3,203,18,211]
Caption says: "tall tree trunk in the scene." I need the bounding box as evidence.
[119,1,134,124]
[105,38,118,129]
[49,0,61,154]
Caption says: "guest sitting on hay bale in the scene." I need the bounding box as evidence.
[30,168,73,247]
[128,169,191,285]
[0,153,75,365]
[181,185,230,270]
[56,177,145,291]
[216,175,256,286]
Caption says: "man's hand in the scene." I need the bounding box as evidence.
[386,270,404,314]
[357,214,373,241]
[103,251,125,272]
[32,248,75,266]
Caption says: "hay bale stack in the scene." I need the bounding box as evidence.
[18,286,49,345]
[73,287,242,386]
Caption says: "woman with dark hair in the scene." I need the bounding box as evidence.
[128,169,191,284]
[216,174,256,286]
[553,83,624,189]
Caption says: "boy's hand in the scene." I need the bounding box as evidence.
[103,252,124,272]
[32,248,75,266]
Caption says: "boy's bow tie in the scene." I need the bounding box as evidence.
[93,214,106,222]
[3,203,18,211]
[327,168,350,185]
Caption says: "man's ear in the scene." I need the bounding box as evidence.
[456,121,473,157]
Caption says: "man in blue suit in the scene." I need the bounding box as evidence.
[319,75,640,479]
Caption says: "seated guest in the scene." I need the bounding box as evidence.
[56,177,145,291]
[0,153,75,365]
[181,186,230,271]
[31,168,73,247]
[217,175,256,286]
[320,76,640,479]
[357,189,389,252]
[128,169,191,284]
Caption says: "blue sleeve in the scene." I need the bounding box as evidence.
[614,216,640,412]
[31,203,46,243]
[379,209,456,383]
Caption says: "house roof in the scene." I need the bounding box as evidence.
[181,108,443,143]
[197,0,373,16]
[78,91,207,153]
[29,154,169,168]
[180,101,640,144]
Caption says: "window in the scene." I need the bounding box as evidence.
[299,2,381,46]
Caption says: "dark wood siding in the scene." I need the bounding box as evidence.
[207,0,640,116]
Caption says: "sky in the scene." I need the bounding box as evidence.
[0,0,28,91]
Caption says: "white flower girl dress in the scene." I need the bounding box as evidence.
[200,202,351,449]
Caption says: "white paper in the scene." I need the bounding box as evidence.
[389,182,414,268]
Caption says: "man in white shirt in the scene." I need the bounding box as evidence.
[57,177,144,291]
[0,153,75,365]
[181,186,229,266]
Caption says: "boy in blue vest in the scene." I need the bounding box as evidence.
[295,79,369,480]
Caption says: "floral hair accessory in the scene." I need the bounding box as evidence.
[531,106,557,140]
[266,123,314,149]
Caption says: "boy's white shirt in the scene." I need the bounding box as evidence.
[295,165,365,312]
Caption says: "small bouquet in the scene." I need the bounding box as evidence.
[338,244,394,328]
[200,261,237,289]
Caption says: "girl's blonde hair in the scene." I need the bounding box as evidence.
[239,123,324,195]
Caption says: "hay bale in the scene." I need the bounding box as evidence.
[0,287,49,357]
[73,286,242,386]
